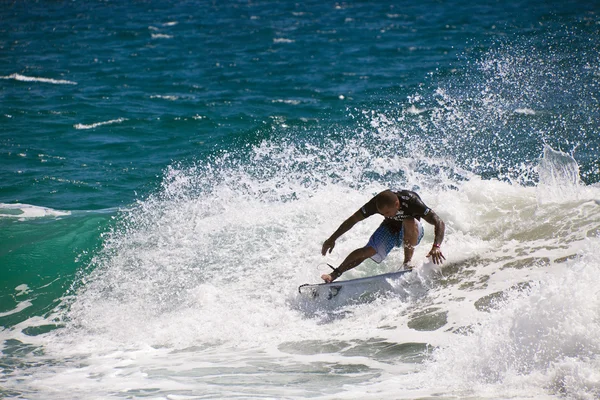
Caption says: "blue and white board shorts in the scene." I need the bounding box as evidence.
[366,221,424,263]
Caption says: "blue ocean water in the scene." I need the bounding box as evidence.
[1,1,600,399]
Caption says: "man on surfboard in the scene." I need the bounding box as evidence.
[321,189,445,283]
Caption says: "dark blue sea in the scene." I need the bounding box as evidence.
[1,1,600,398]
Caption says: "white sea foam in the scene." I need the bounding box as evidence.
[514,107,536,115]
[151,33,173,39]
[4,129,596,399]
[273,38,294,43]
[73,118,127,130]
[272,99,302,105]
[150,94,179,100]
[0,203,71,219]
[0,300,33,318]
[15,284,32,296]
[415,242,600,399]
[1,73,77,85]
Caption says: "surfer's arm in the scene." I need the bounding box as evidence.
[422,210,446,264]
[321,210,365,255]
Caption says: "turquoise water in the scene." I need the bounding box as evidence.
[1,1,600,398]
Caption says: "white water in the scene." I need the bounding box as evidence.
[3,38,599,396]
[2,134,599,399]
[0,203,71,219]
[73,118,128,130]
[0,73,77,85]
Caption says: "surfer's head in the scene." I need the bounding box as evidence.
[375,190,399,217]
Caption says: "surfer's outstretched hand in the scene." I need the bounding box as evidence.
[321,238,335,255]
[427,246,446,265]
[321,273,334,283]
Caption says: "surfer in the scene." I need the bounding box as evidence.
[321,189,445,283]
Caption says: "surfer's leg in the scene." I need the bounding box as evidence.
[401,218,423,264]
[323,246,377,282]
[337,246,377,274]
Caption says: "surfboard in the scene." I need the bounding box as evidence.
[298,269,413,301]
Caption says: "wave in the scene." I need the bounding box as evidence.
[73,118,127,130]
[56,136,600,336]
[151,33,173,39]
[0,203,71,219]
[23,112,593,396]
[272,99,302,105]
[0,73,77,85]
[514,107,536,115]
[2,140,598,397]
[150,94,179,101]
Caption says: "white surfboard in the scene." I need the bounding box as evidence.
[298,270,413,301]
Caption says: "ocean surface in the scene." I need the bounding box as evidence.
[1,1,600,398]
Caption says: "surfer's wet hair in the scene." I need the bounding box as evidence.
[375,190,397,211]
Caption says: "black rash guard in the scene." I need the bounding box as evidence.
[359,190,431,231]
